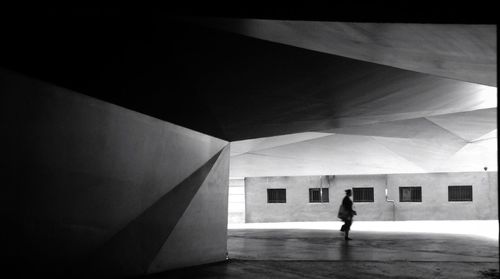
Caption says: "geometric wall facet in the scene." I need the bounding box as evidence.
[2,70,230,278]
[426,108,497,142]
[83,149,225,278]
[148,145,230,273]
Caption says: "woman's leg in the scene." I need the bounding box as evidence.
[344,218,352,240]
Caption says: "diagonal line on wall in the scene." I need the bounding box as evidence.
[470,129,497,143]
[230,132,333,157]
[424,117,471,143]
[232,133,336,157]
[81,148,224,278]
[146,144,230,273]
[369,136,435,173]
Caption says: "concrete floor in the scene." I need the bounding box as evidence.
[147,225,499,278]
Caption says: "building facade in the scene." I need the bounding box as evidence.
[244,172,498,222]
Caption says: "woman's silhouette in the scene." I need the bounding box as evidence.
[339,189,356,240]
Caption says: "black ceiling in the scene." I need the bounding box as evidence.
[0,8,496,141]
[2,14,230,138]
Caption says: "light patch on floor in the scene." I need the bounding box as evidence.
[228,220,499,240]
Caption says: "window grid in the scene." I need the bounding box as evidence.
[353,187,374,202]
[309,188,329,203]
[399,186,422,202]
[267,189,286,203]
[448,185,473,202]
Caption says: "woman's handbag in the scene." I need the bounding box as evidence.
[337,204,348,219]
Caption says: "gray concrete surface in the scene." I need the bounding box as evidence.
[147,228,499,278]
[228,178,246,224]
[245,172,498,222]
[227,229,498,262]
[203,20,497,86]
[2,69,230,277]
[146,260,499,279]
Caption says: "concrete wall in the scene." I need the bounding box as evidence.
[245,172,498,222]
[228,178,246,224]
[387,172,498,221]
[1,69,230,278]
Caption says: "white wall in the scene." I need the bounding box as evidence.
[228,178,246,224]
[245,172,498,222]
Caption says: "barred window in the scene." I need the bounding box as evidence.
[309,188,329,203]
[399,186,422,202]
[448,185,472,202]
[267,189,286,203]
[353,187,374,202]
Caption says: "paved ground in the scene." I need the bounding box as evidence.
[147,260,499,279]
[146,228,499,278]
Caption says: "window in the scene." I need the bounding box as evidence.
[353,187,374,202]
[448,185,472,202]
[267,189,286,203]
[309,188,329,203]
[399,186,422,202]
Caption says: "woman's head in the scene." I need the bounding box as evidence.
[345,189,352,196]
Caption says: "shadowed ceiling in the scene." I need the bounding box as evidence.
[1,10,496,176]
[194,18,496,86]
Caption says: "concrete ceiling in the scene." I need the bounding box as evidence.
[196,18,496,86]
[0,11,496,176]
[230,109,497,177]
[204,19,497,176]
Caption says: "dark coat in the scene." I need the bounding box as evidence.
[342,196,354,216]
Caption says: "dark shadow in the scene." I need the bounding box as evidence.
[139,260,230,279]
[339,240,353,261]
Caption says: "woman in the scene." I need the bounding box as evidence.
[339,189,356,240]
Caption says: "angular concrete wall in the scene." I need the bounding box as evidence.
[245,172,498,222]
[1,69,229,278]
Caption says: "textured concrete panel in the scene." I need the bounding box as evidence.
[83,149,224,278]
[474,129,497,141]
[328,117,466,140]
[230,132,332,156]
[148,145,230,272]
[230,108,497,176]
[371,136,466,172]
[1,19,496,141]
[434,138,498,173]
[1,70,229,277]
[198,19,497,86]
[426,108,497,142]
[4,70,226,236]
[231,134,428,177]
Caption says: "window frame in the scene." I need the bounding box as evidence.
[309,188,329,203]
[267,188,287,203]
[399,186,422,202]
[448,185,473,202]
[352,187,374,202]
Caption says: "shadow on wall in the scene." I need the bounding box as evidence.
[2,69,230,278]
